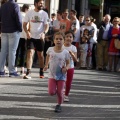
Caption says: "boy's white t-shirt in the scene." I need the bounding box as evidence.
[71,19,80,42]
[63,45,77,68]
[47,47,70,80]
[53,20,60,29]
[20,12,27,39]
[23,9,49,39]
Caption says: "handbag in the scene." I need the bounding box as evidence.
[114,39,120,49]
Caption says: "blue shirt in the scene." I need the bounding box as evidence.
[0,0,22,33]
[102,23,111,40]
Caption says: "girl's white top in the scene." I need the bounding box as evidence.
[47,47,70,80]
[63,44,77,68]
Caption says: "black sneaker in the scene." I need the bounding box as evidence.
[40,70,44,79]
[54,105,62,113]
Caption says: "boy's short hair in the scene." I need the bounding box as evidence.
[51,13,56,16]
[70,9,77,15]
[22,4,29,12]
[79,14,84,18]
[63,9,69,13]
[57,10,63,16]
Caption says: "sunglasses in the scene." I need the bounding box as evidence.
[86,20,90,21]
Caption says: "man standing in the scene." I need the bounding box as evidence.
[97,14,112,71]
[0,0,22,77]
[23,0,49,79]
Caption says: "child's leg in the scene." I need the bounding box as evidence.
[83,51,87,67]
[88,43,93,68]
[56,80,65,105]
[87,56,92,68]
[80,51,85,67]
[48,78,57,95]
[65,68,74,96]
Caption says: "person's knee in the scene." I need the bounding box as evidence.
[38,52,44,59]
[27,50,34,58]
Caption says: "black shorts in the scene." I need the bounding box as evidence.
[27,38,44,52]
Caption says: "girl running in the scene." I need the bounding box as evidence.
[63,31,77,102]
[43,32,70,112]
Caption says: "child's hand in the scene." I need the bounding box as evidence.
[62,66,67,74]
[43,66,48,71]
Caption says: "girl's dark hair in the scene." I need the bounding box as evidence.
[83,29,89,33]
[65,30,75,39]
[21,4,29,12]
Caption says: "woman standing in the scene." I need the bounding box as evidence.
[108,17,120,72]
[15,4,29,75]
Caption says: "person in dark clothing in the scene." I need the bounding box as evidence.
[0,0,22,77]
[15,4,29,75]
[44,13,56,61]
[0,0,8,51]
[79,14,85,27]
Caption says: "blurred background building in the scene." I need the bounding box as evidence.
[59,0,120,22]
[0,0,120,22]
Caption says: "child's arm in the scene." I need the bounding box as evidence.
[62,59,70,74]
[43,54,50,71]
[69,51,78,62]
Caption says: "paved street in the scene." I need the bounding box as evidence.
[0,68,120,120]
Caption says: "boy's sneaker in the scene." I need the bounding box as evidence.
[64,96,69,102]
[54,105,62,113]
[0,72,5,77]
[9,72,19,77]
[23,74,31,79]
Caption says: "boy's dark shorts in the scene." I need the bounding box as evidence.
[27,38,44,52]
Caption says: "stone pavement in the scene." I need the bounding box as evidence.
[0,68,120,120]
